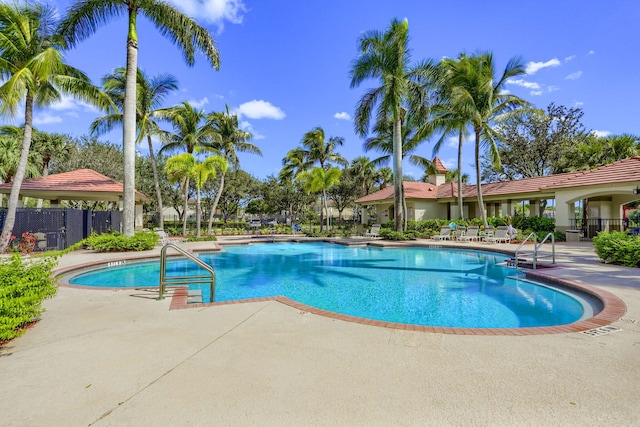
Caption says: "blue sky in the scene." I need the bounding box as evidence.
[17,0,640,181]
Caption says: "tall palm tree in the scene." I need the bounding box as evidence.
[0,3,107,251]
[446,52,530,227]
[205,106,259,233]
[428,55,473,220]
[91,67,178,229]
[157,102,219,235]
[60,0,220,237]
[297,167,342,231]
[165,153,226,237]
[350,18,435,231]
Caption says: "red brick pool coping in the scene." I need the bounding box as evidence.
[53,242,627,336]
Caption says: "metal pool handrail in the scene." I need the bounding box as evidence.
[158,243,215,303]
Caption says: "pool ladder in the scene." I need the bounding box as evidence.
[511,232,556,270]
[157,243,215,303]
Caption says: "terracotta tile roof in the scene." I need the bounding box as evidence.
[541,156,640,189]
[355,181,439,203]
[355,157,640,204]
[0,169,149,201]
[432,156,448,173]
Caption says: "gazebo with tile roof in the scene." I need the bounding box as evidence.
[0,169,149,229]
[355,157,640,235]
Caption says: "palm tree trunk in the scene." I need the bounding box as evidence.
[207,171,225,234]
[122,12,139,237]
[147,135,164,229]
[195,188,201,238]
[393,117,404,232]
[182,177,190,236]
[0,95,34,252]
[457,129,464,220]
[475,131,487,228]
[323,189,329,230]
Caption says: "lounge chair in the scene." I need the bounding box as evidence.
[432,227,452,241]
[154,229,171,245]
[458,226,480,242]
[485,226,511,244]
[364,224,381,238]
[452,227,466,241]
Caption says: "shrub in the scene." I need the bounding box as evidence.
[513,216,555,233]
[379,229,415,241]
[593,231,640,267]
[85,231,159,252]
[0,254,58,341]
[185,235,218,242]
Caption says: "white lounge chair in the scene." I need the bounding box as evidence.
[154,229,171,245]
[364,224,381,238]
[432,227,452,241]
[458,226,480,242]
[485,226,511,244]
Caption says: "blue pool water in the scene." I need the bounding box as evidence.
[69,242,586,328]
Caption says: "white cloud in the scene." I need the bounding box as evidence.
[547,85,560,93]
[506,79,540,90]
[525,58,561,75]
[442,159,456,170]
[565,55,576,62]
[499,89,510,95]
[334,112,351,121]
[592,130,610,138]
[168,0,246,32]
[188,97,209,108]
[445,135,473,148]
[33,113,63,125]
[49,96,100,113]
[530,90,543,96]
[239,120,265,140]
[235,100,285,120]
[573,101,584,107]
[588,50,595,55]
[565,71,582,80]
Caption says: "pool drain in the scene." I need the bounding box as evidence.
[581,326,622,337]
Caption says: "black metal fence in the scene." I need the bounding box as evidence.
[569,218,640,239]
[0,208,122,250]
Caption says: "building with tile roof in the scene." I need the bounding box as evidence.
[355,157,640,235]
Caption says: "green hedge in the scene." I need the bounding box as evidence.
[593,231,640,267]
[0,254,58,341]
[84,231,159,252]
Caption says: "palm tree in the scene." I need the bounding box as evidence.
[91,67,178,229]
[428,55,473,220]
[348,156,376,197]
[165,153,226,237]
[280,147,311,182]
[60,0,220,237]
[375,167,393,190]
[297,167,342,231]
[205,106,260,233]
[300,127,348,170]
[157,102,219,235]
[350,18,435,231]
[446,52,530,227]
[0,3,108,251]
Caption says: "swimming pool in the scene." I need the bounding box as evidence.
[68,242,592,329]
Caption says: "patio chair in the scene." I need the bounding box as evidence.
[154,229,171,245]
[485,226,511,244]
[432,227,452,241]
[364,224,381,238]
[452,227,466,241]
[458,226,480,242]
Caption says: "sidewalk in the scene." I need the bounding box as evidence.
[1,239,639,426]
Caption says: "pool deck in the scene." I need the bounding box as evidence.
[1,238,639,426]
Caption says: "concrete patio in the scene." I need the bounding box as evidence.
[1,238,639,426]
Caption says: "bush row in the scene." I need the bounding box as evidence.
[0,254,58,341]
